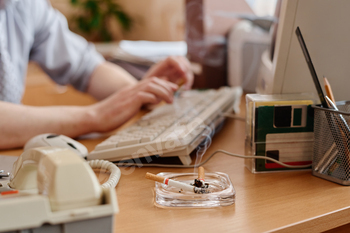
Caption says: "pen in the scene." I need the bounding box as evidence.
[313,78,338,173]
[296,27,350,179]
[320,148,338,174]
[295,27,328,108]
[324,96,350,177]
[315,143,337,172]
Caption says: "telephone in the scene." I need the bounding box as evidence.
[9,147,103,210]
[0,147,120,233]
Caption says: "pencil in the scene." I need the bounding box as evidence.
[324,76,335,103]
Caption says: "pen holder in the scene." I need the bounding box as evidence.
[313,101,350,185]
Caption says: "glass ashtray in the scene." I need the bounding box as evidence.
[154,172,235,208]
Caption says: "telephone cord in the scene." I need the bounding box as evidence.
[88,160,121,189]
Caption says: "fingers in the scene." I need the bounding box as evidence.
[165,56,188,77]
[143,56,194,90]
[135,91,160,105]
[149,76,178,90]
[164,56,194,89]
[144,82,173,103]
[90,76,181,133]
[91,89,161,132]
[136,77,178,104]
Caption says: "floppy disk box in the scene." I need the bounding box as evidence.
[245,93,316,173]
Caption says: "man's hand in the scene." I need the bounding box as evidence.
[0,58,192,149]
[89,56,194,133]
[143,56,194,90]
[89,77,178,133]
[0,77,178,149]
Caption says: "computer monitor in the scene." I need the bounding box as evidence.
[256,0,350,102]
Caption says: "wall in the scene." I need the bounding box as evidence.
[185,0,254,88]
[51,0,254,42]
[51,0,186,41]
[204,0,253,36]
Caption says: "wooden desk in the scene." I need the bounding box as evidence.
[2,63,350,233]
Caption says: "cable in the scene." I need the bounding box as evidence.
[112,111,310,169]
[120,149,312,169]
[220,113,245,121]
[88,160,121,189]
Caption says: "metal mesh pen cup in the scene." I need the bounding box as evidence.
[313,102,350,185]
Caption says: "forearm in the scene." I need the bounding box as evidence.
[0,102,97,149]
[0,76,180,150]
[86,61,138,100]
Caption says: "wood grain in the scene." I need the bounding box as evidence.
[3,63,350,232]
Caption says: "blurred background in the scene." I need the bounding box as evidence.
[32,0,278,92]
[52,0,276,41]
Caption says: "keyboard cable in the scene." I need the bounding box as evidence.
[117,111,312,169]
[121,149,312,169]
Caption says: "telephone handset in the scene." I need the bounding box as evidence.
[0,137,120,233]
[8,147,121,211]
[9,147,103,211]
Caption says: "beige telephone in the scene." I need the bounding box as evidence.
[0,147,119,232]
[9,147,102,211]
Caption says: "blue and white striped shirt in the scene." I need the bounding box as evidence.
[0,0,104,103]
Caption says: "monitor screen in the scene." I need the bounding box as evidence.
[257,0,350,102]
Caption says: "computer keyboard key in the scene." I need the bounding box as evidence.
[95,143,117,151]
[137,121,150,126]
[141,136,154,143]
[118,138,141,147]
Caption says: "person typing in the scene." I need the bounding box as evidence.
[0,0,193,149]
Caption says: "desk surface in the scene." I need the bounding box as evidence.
[2,64,350,233]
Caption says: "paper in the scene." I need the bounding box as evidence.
[113,40,187,65]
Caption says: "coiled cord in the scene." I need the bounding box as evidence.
[88,160,121,189]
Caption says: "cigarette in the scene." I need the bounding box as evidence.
[177,78,186,87]
[198,166,205,181]
[145,172,196,193]
[193,166,206,188]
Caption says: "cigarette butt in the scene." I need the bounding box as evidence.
[198,167,205,181]
[146,172,203,193]
[177,78,186,87]
[145,172,165,183]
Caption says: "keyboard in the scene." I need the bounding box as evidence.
[87,87,242,165]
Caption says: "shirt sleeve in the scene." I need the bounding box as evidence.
[29,0,105,92]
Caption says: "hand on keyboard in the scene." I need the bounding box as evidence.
[88,87,243,166]
[90,77,179,133]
